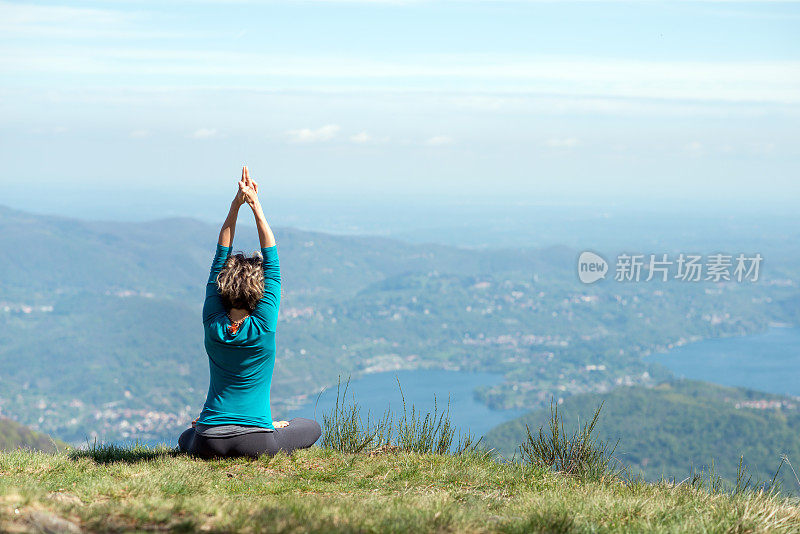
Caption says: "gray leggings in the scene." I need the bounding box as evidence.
[178,418,321,459]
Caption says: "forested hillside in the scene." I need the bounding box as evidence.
[0,417,64,452]
[484,379,800,491]
[1,205,798,446]
[0,204,565,304]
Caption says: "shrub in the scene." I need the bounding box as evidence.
[681,454,792,496]
[321,377,392,453]
[321,375,481,456]
[518,400,620,481]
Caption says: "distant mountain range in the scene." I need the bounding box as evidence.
[0,204,571,443]
[1,204,798,459]
[484,379,800,492]
[0,204,571,305]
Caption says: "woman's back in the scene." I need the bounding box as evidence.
[198,244,281,429]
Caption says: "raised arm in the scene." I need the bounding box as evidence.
[217,201,241,248]
[217,166,250,247]
[202,168,251,324]
[240,167,281,330]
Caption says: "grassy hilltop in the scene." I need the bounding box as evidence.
[3,388,800,534]
[2,446,800,533]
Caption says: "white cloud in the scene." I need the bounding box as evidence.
[191,128,217,139]
[0,1,178,39]
[545,137,580,149]
[350,131,389,144]
[425,135,454,146]
[30,126,69,134]
[747,142,776,156]
[3,47,798,104]
[129,129,149,139]
[287,124,340,143]
[451,96,506,111]
[0,1,125,26]
[350,131,372,144]
[685,141,704,154]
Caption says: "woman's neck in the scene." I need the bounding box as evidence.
[228,308,250,322]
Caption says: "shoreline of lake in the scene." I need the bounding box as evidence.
[645,326,800,397]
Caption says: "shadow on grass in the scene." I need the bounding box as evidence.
[68,441,181,464]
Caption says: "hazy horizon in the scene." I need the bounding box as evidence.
[4,192,798,255]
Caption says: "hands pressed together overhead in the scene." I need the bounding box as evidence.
[224,163,275,249]
[236,165,260,208]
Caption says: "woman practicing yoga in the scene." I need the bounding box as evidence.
[178,166,321,458]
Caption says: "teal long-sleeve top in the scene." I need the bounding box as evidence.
[198,243,281,429]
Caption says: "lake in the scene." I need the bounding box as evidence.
[287,369,527,439]
[647,327,800,397]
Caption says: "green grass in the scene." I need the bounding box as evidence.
[321,376,481,456]
[1,445,799,533]
[2,395,798,532]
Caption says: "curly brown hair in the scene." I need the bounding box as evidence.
[216,252,264,311]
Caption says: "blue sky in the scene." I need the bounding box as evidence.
[1,0,799,218]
